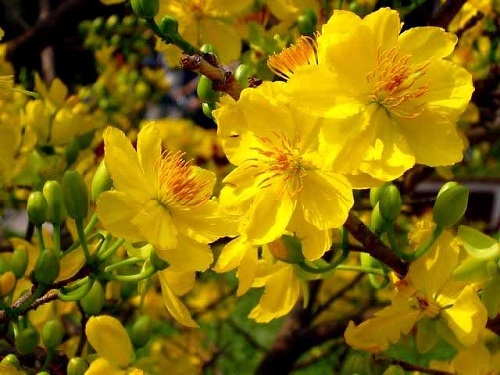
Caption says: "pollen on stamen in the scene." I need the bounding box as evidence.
[157,150,211,209]
[268,35,319,80]
[366,46,430,119]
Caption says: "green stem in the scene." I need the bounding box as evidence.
[386,225,413,261]
[13,88,39,98]
[104,257,143,273]
[145,18,199,55]
[105,265,156,283]
[65,213,99,254]
[410,226,444,261]
[76,220,91,263]
[98,238,125,261]
[35,225,46,251]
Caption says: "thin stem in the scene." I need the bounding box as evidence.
[16,284,45,313]
[104,257,142,273]
[385,225,413,261]
[335,265,386,276]
[145,17,200,55]
[36,225,45,251]
[104,265,156,283]
[76,220,91,263]
[65,213,99,254]
[98,237,125,261]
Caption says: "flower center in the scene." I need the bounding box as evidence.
[413,295,441,318]
[157,150,211,209]
[267,36,318,80]
[367,46,430,118]
[251,132,308,198]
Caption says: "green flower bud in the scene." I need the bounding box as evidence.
[15,327,39,355]
[433,184,469,227]
[67,357,89,375]
[383,365,405,375]
[202,102,215,119]
[43,180,67,225]
[437,181,459,197]
[131,315,152,347]
[453,257,490,282]
[62,170,89,221]
[27,191,48,226]
[268,235,305,264]
[158,16,179,37]
[91,17,105,34]
[370,203,386,234]
[9,247,28,279]
[234,64,253,89]
[379,184,402,222]
[80,280,105,316]
[197,75,220,104]
[41,319,65,349]
[105,15,119,32]
[91,161,113,202]
[34,248,60,285]
[131,0,159,18]
[0,256,8,274]
[1,354,20,369]
[150,250,169,271]
[37,372,50,375]
[369,184,388,208]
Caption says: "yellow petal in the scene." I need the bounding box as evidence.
[200,19,241,63]
[137,123,161,189]
[344,303,420,352]
[86,316,133,368]
[158,271,198,328]
[288,209,332,260]
[86,358,125,375]
[440,285,487,347]
[214,237,251,273]
[245,186,296,245]
[103,127,153,200]
[363,7,401,47]
[96,191,144,243]
[398,27,457,64]
[248,265,300,322]
[132,200,178,250]
[157,235,212,272]
[299,171,353,230]
[236,243,258,296]
[160,267,195,296]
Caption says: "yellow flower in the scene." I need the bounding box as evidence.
[85,315,144,374]
[157,0,253,65]
[283,8,473,181]
[214,82,353,259]
[96,123,234,272]
[345,226,487,353]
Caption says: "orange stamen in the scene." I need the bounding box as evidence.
[268,36,319,80]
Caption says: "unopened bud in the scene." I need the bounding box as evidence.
[370,203,386,234]
[197,75,220,104]
[369,184,388,208]
[27,191,48,226]
[43,180,67,225]
[9,247,28,278]
[15,327,39,355]
[1,354,20,369]
[34,248,60,285]
[379,184,402,222]
[158,16,179,36]
[131,0,159,18]
[80,280,105,316]
[234,64,253,89]
[62,170,89,221]
[433,183,469,227]
[42,319,65,349]
[131,315,152,347]
[67,357,89,375]
[91,160,113,202]
[0,272,15,297]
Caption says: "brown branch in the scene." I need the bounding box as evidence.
[429,0,467,29]
[455,11,485,38]
[344,211,409,277]
[180,54,242,101]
